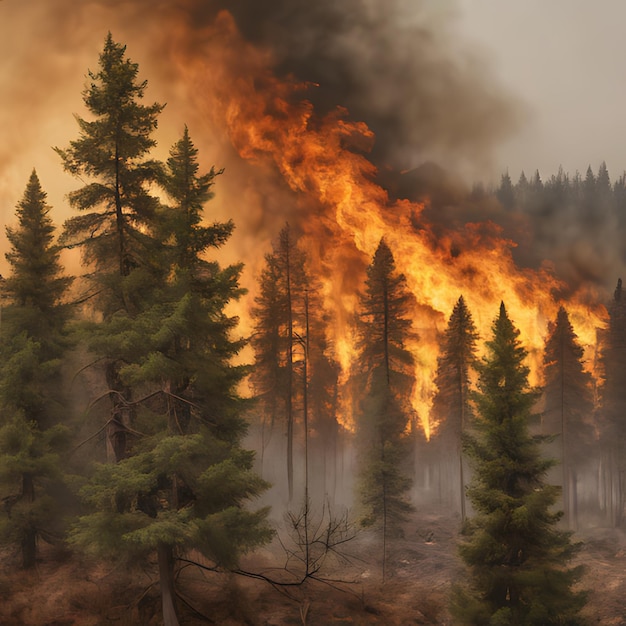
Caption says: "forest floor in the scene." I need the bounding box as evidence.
[0,507,624,625]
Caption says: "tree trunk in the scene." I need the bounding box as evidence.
[571,470,579,531]
[105,361,132,462]
[286,242,294,503]
[21,472,36,569]
[158,542,180,626]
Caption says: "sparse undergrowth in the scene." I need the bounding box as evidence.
[0,510,624,625]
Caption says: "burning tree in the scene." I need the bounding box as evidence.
[0,171,73,568]
[354,238,415,580]
[430,295,479,521]
[453,302,586,625]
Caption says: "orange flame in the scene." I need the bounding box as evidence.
[170,12,606,436]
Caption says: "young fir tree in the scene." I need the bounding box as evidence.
[543,306,595,529]
[56,33,165,461]
[70,129,272,626]
[0,171,72,568]
[452,303,586,626]
[250,223,308,502]
[355,238,415,580]
[430,295,479,521]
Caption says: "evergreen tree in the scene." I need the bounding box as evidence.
[250,223,307,502]
[305,297,341,505]
[496,171,516,210]
[515,171,530,208]
[598,279,626,527]
[452,303,586,625]
[613,172,626,231]
[355,238,415,580]
[543,306,595,529]
[56,32,164,285]
[581,165,597,227]
[56,33,165,461]
[596,161,611,200]
[430,295,479,520]
[70,129,272,625]
[0,171,72,568]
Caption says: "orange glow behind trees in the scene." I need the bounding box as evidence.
[163,12,606,435]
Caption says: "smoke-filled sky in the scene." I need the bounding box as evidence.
[458,0,626,182]
[1,0,625,293]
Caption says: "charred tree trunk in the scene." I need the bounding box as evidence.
[158,542,180,626]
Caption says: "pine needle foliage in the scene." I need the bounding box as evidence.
[0,171,72,568]
[598,279,626,527]
[543,306,595,528]
[452,302,587,625]
[69,126,272,624]
[430,295,479,519]
[55,32,164,306]
[250,223,308,501]
[355,239,415,578]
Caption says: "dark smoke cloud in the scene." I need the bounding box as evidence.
[8,0,614,303]
[0,0,522,253]
[220,0,521,172]
[14,0,520,174]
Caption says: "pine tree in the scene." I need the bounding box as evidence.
[306,298,341,505]
[355,238,415,580]
[70,129,272,625]
[430,295,479,520]
[56,32,164,285]
[250,223,308,502]
[0,171,72,568]
[56,33,165,461]
[543,306,595,529]
[598,279,626,527]
[452,303,586,625]
[496,171,515,210]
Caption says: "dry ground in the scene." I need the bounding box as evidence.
[0,509,624,625]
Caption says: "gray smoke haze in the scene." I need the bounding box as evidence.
[218,0,522,172]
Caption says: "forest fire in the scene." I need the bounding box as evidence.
[2,4,626,625]
[167,11,606,436]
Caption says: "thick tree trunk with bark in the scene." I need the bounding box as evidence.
[158,542,180,626]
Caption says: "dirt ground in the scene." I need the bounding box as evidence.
[0,509,624,625]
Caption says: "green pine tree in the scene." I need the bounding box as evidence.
[452,302,587,625]
[355,238,415,580]
[0,171,72,568]
[56,33,165,462]
[56,32,164,286]
[598,279,626,527]
[543,306,595,529]
[250,223,308,502]
[69,128,272,626]
[430,295,479,520]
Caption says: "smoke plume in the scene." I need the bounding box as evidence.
[0,0,615,305]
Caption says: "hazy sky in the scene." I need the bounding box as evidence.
[2,1,626,211]
[457,0,626,182]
